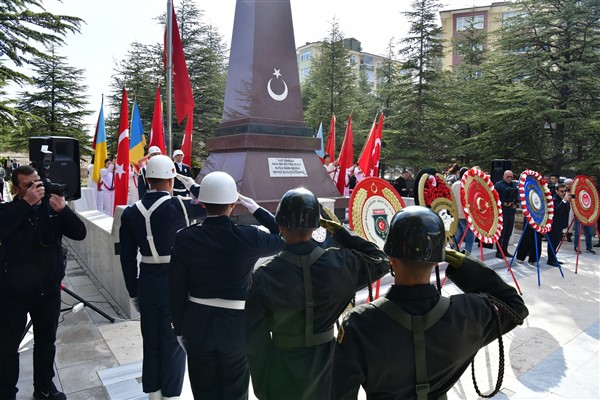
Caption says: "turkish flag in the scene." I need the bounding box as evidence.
[336,114,354,196]
[149,84,166,154]
[370,113,384,177]
[357,115,377,177]
[113,87,130,214]
[166,5,194,124]
[180,112,193,166]
[325,114,336,160]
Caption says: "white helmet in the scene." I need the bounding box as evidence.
[173,149,184,157]
[198,171,238,204]
[148,146,162,156]
[145,155,177,179]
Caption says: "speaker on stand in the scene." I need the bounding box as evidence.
[491,159,512,185]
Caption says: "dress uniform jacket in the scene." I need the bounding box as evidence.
[332,259,529,400]
[119,188,204,397]
[173,162,192,196]
[244,228,390,400]
[169,208,284,399]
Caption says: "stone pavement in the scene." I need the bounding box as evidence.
[13,234,600,399]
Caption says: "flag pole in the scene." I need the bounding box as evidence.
[166,0,173,158]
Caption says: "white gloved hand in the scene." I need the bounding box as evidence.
[176,174,196,191]
[176,336,187,353]
[238,194,260,213]
[130,297,140,313]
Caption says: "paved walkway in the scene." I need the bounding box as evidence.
[12,214,600,399]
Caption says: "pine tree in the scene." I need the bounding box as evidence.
[14,45,91,151]
[302,19,359,139]
[389,0,446,169]
[0,0,82,136]
[489,0,600,174]
[107,0,227,163]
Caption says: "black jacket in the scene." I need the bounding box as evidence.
[245,228,390,400]
[332,258,528,400]
[551,193,570,232]
[0,198,86,296]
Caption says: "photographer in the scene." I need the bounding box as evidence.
[494,170,519,258]
[0,166,86,400]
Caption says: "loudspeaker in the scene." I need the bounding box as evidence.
[29,136,81,200]
[491,159,511,184]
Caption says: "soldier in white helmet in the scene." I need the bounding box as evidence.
[119,155,206,400]
[138,146,163,199]
[169,171,284,399]
[172,149,192,197]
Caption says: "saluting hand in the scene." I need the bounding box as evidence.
[238,194,260,213]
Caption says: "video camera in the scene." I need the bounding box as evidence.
[28,137,81,200]
[37,150,68,197]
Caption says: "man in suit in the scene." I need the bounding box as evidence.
[172,149,192,197]
[548,183,571,266]
[137,146,162,199]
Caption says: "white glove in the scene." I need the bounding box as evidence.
[177,336,187,353]
[176,174,196,191]
[238,194,260,213]
[130,297,140,313]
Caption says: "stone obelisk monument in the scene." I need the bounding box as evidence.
[199,0,341,213]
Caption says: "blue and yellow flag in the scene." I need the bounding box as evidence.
[129,100,146,169]
[92,98,107,183]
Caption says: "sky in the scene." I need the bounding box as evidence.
[15,0,493,132]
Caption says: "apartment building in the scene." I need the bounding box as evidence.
[439,1,519,70]
[296,38,388,93]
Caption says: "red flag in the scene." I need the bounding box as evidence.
[336,114,354,196]
[113,87,130,215]
[166,5,194,123]
[357,115,377,176]
[370,113,384,177]
[180,112,193,166]
[358,113,384,177]
[325,115,336,161]
[149,84,166,154]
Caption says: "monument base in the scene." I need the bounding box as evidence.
[200,133,348,216]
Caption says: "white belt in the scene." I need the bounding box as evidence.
[141,255,171,264]
[188,296,245,310]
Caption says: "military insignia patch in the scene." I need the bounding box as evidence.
[349,177,405,249]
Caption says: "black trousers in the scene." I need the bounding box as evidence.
[0,291,61,399]
[517,222,542,262]
[185,343,249,400]
[497,210,515,254]
[547,228,563,263]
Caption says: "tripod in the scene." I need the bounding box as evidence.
[21,285,115,343]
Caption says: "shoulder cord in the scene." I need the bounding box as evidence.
[471,293,525,398]
[352,250,388,303]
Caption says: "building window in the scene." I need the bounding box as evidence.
[349,55,356,65]
[300,51,311,61]
[362,55,374,66]
[301,68,310,78]
[502,11,525,27]
[456,15,484,31]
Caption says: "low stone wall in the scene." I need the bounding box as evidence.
[64,204,135,318]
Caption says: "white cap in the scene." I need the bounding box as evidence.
[198,171,238,204]
[145,155,177,179]
[147,146,162,156]
[564,178,573,184]
[173,149,184,157]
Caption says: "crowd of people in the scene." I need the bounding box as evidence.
[84,147,195,217]
[2,152,597,400]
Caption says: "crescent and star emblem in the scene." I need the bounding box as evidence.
[476,196,489,212]
[267,68,288,102]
